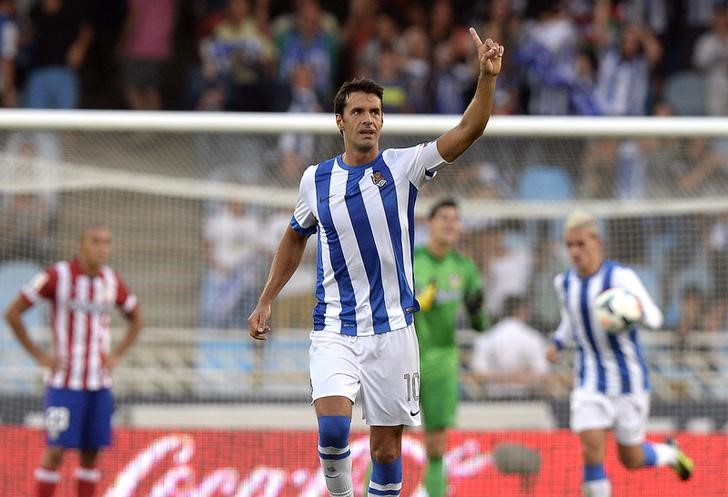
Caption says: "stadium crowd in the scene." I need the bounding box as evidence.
[0,0,725,116]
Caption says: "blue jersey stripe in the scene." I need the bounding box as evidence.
[407,183,419,313]
[377,164,414,326]
[315,160,358,335]
[602,262,632,393]
[368,489,401,496]
[344,168,390,332]
[318,450,352,460]
[580,275,606,392]
[629,328,651,390]
[313,233,326,331]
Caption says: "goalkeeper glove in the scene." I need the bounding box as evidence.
[417,280,437,311]
[465,288,484,316]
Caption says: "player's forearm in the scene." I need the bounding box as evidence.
[5,312,42,360]
[442,73,496,162]
[258,227,307,305]
[112,309,143,361]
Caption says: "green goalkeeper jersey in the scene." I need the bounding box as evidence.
[413,245,487,353]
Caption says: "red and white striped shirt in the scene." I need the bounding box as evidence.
[21,259,139,391]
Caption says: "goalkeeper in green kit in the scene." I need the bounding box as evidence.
[414,198,487,497]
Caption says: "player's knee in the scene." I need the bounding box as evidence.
[317,415,351,448]
[580,444,602,465]
[42,447,65,469]
[617,449,643,469]
[371,446,400,465]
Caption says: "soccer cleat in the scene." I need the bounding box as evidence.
[666,438,694,481]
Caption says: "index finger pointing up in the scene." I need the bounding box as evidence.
[469,27,483,47]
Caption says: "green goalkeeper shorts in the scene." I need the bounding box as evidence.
[419,347,459,431]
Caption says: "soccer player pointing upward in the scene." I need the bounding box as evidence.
[249,28,502,497]
[546,211,693,497]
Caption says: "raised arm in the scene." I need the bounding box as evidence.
[436,28,503,163]
[248,225,309,340]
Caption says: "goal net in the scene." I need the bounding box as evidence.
[0,112,726,496]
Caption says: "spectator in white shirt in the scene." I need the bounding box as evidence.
[469,295,549,398]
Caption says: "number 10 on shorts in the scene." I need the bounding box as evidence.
[404,372,420,401]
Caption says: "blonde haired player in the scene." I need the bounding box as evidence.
[546,210,693,497]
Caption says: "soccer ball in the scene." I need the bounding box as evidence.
[594,287,643,333]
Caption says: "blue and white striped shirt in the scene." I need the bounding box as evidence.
[291,142,446,336]
[551,260,663,395]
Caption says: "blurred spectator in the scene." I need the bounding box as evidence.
[0,132,60,265]
[528,236,566,331]
[196,0,276,111]
[277,63,322,184]
[674,138,728,195]
[339,0,379,83]
[514,1,580,115]
[0,0,18,107]
[692,4,728,116]
[593,24,661,116]
[429,0,457,45]
[118,0,176,110]
[620,0,670,38]
[24,0,93,109]
[199,199,267,329]
[357,13,400,76]
[706,213,728,332]
[399,25,431,113]
[475,223,532,318]
[372,45,410,113]
[432,27,479,114]
[469,295,550,398]
[676,285,707,336]
[271,0,339,40]
[275,0,339,104]
[678,0,723,68]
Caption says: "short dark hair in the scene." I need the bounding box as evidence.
[428,198,459,220]
[333,78,384,116]
[503,295,527,317]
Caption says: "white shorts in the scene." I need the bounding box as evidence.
[309,324,421,427]
[570,389,650,446]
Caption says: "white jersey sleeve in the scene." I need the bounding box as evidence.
[612,266,663,329]
[550,272,573,349]
[386,141,448,188]
[290,164,318,237]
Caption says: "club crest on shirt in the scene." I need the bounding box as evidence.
[449,273,462,288]
[371,171,387,187]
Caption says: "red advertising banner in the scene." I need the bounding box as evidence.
[1,427,724,497]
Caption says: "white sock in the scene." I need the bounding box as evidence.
[583,478,611,497]
[652,443,678,466]
[319,445,353,497]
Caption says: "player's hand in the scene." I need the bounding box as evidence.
[546,343,560,364]
[469,27,504,76]
[103,353,121,371]
[35,351,60,371]
[248,302,272,341]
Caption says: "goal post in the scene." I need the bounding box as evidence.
[0,111,726,496]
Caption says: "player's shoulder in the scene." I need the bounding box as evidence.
[605,260,639,281]
[553,269,569,288]
[414,244,428,257]
[450,250,476,267]
[381,142,430,163]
